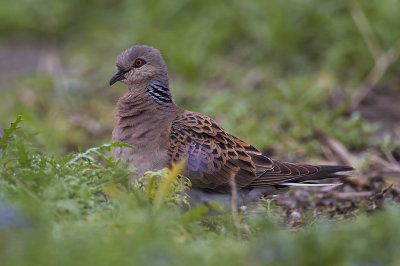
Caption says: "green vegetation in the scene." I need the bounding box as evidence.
[1,0,400,265]
[1,119,400,266]
[1,0,399,155]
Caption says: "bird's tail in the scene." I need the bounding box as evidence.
[278,164,353,187]
[279,165,353,187]
[292,164,354,182]
[247,161,354,188]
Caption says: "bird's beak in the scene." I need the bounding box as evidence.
[109,70,127,86]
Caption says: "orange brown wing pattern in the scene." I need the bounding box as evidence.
[168,111,268,192]
[168,111,352,192]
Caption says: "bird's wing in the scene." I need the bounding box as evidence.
[168,111,353,192]
[169,111,270,192]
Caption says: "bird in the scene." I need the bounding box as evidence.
[110,45,353,195]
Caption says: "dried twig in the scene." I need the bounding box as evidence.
[314,129,357,166]
[367,153,400,173]
[314,129,370,187]
[384,150,400,169]
[229,177,240,239]
[350,4,384,61]
[349,4,400,110]
[350,40,400,110]
[9,175,39,201]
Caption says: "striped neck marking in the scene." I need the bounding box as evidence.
[146,81,172,105]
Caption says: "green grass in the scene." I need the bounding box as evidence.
[1,118,400,266]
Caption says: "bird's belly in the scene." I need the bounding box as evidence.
[114,145,169,179]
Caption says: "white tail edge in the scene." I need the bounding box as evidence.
[280,182,343,187]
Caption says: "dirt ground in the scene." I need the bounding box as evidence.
[272,89,400,226]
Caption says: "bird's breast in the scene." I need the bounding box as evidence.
[112,117,171,179]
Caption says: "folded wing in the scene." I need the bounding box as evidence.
[169,111,353,192]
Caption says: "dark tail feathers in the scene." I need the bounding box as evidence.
[297,164,354,182]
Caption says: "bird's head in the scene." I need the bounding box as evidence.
[110,45,168,88]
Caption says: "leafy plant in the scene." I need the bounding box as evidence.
[1,117,400,265]
[259,197,279,215]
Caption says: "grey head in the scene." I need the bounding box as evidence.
[109,45,169,88]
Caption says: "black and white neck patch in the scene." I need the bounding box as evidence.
[146,81,172,105]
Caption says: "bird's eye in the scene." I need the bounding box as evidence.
[134,58,146,68]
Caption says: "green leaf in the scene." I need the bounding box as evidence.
[0,115,23,149]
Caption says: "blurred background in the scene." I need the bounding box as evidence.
[1,2,400,264]
[0,0,399,162]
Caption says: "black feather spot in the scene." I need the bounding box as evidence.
[228,151,237,157]
[202,143,211,150]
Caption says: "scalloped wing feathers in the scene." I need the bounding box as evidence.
[168,111,352,192]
